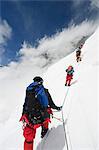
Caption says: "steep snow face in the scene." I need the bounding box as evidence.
[43,27,99,150]
[0,28,98,150]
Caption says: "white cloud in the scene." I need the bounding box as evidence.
[18,20,98,69]
[0,19,12,64]
[90,0,99,8]
[72,0,99,9]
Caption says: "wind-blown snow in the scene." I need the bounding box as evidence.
[0,27,99,150]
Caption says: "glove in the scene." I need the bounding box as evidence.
[57,106,62,111]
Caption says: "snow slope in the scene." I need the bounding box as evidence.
[0,27,99,150]
[42,27,99,150]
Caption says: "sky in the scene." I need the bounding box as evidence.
[0,0,99,66]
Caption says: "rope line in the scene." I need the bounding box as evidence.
[61,110,69,150]
[62,87,70,108]
[62,89,73,150]
[66,123,73,150]
[53,87,71,150]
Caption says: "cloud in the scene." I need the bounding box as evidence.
[19,20,98,69]
[0,19,12,64]
[90,0,99,8]
[72,0,99,9]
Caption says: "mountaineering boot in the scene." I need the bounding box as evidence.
[65,83,67,86]
[41,127,48,138]
[24,140,33,150]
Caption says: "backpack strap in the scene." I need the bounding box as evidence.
[35,85,49,108]
[27,82,39,91]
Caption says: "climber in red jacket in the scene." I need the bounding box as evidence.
[65,66,74,86]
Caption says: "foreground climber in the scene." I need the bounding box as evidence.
[20,76,62,150]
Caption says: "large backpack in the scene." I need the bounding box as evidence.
[24,82,49,124]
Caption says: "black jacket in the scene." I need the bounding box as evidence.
[22,88,59,114]
[44,89,59,110]
[76,49,81,57]
[22,88,59,124]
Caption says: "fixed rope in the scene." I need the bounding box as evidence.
[62,87,70,108]
[61,87,70,150]
[61,110,69,150]
[66,123,73,150]
[52,87,71,150]
[52,115,63,122]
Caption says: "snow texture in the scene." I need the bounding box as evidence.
[0,27,99,150]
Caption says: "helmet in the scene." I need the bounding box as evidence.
[33,76,43,84]
[68,65,73,70]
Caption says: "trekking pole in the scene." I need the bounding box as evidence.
[61,110,69,150]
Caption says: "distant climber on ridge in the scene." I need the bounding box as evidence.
[76,43,83,62]
[65,66,74,86]
[20,76,62,150]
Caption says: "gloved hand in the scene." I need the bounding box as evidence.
[57,106,62,111]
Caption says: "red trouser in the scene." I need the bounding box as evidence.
[66,74,73,86]
[23,121,49,150]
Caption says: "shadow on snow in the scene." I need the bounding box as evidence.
[36,125,65,150]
